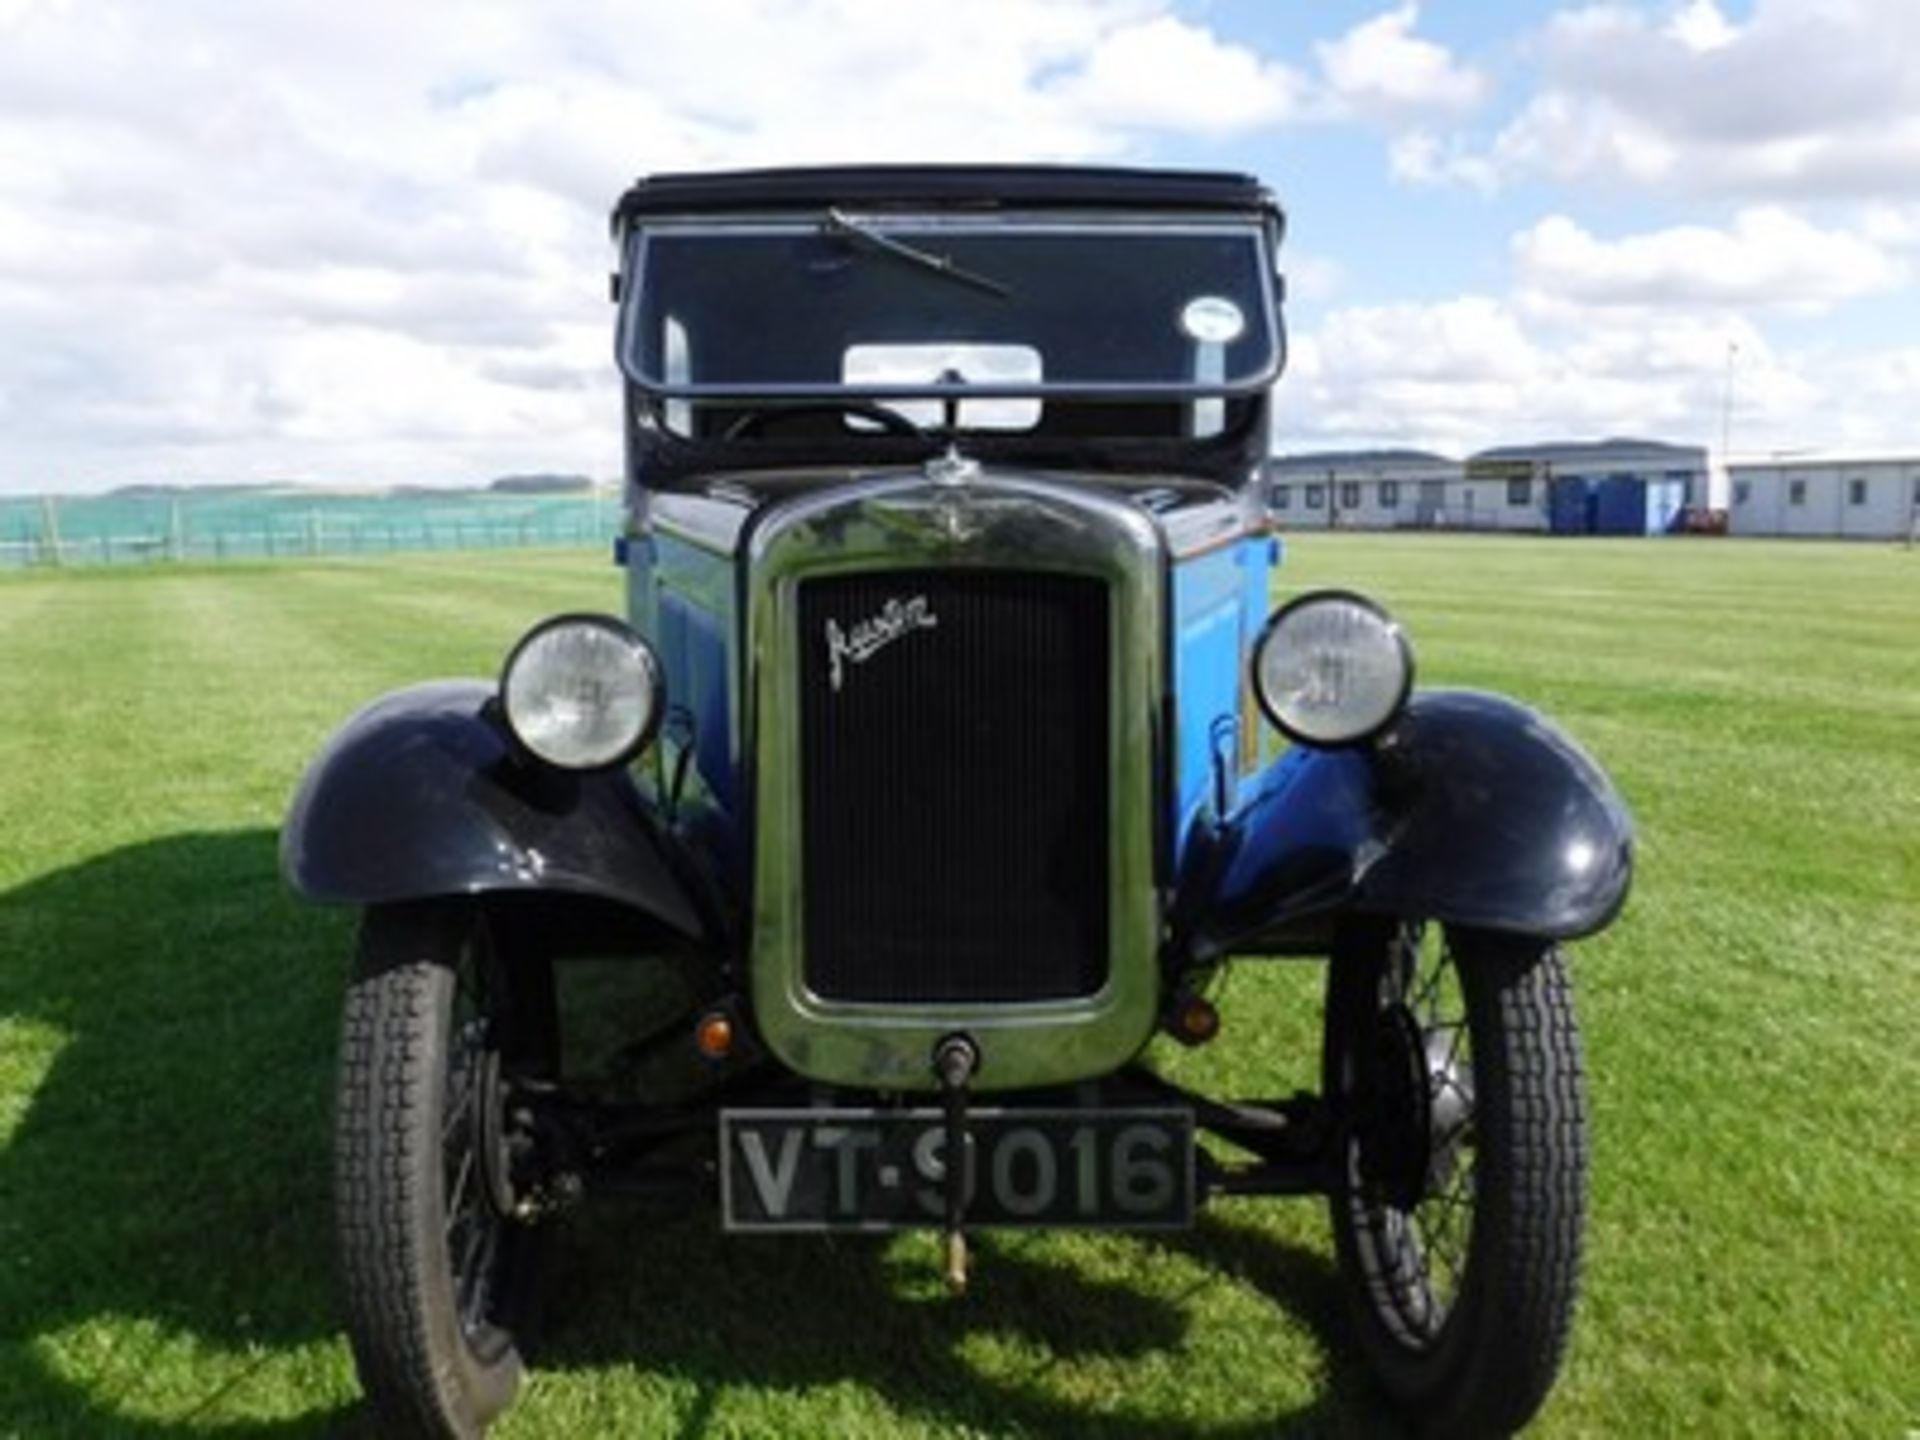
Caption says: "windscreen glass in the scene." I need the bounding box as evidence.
[620,219,1279,396]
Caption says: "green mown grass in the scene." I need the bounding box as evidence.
[1,537,1915,1436]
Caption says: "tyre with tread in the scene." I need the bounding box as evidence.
[334,901,554,1439]
[1324,920,1587,1437]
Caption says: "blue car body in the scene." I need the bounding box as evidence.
[282,165,1635,1436]
[277,158,1639,1112]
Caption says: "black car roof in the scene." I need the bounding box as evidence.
[612,164,1280,228]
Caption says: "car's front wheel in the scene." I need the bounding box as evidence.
[1324,920,1587,1436]
[334,901,556,1438]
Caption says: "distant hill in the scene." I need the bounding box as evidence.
[488,474,594,495]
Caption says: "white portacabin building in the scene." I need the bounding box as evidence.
[1266,449,1463,531]
[1728,455,1920,539]
[1268,438,1707,536]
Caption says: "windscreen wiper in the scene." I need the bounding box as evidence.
[822,208,1012,299]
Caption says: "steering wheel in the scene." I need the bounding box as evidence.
[723,402,925,441]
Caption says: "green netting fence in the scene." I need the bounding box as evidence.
[0,490,622,569]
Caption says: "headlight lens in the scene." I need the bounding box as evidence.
[501,615,662,770]
[1252,591,1413,746]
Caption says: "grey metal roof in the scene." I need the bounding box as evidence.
[1269,447,1457,467]
[1726,450,1920,471]
[1470,437,1706,464]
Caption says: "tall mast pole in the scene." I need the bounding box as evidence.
[1721,341,1738,469]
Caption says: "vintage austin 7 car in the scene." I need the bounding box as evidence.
[284,166,1632,1437]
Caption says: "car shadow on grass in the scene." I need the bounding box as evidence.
[0,830,1399,1438]
[0,829,355,1438]
[535,1203,1402,1438]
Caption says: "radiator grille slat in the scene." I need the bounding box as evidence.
[798,570,1110,1004]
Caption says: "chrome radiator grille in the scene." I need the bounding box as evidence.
[796,569,1110,1004]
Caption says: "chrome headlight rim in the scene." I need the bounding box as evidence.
[499,612,664,772]
[1251,588,1415,749]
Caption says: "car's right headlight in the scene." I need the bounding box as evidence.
[1251,590,1413,746]
[500,614,663,770]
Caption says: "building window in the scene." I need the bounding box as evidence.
[1789,479,1807,506]
[1848,478,1867,505]
[1305,483,1326,509]
[1507,478,1532,506]
[1272,485,1291,510]
[1733,480,1751,505]
[1339,481,1360,509]
[1380,480,1400,507]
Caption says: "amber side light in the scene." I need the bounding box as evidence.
[1174,994,1221,1046]
[695,1012,734,1061]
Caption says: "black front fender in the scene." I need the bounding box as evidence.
[1180,690,1634,960]
[281,681,706,942]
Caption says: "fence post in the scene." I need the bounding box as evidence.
[39,495,63,567]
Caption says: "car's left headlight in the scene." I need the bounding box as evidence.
[500,614,663,770]
[1251,590,1413,746]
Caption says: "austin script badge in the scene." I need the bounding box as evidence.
[825,596,938,692]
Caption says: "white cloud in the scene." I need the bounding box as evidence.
[1389,129,1500,192]
[0,1,1908,488]
[1513,209,1906,313]
[1839,346,1920,409]
[1860,203,1920,249]
[1309,298,1540,385]
[0,0,1325,491]
[1665,0,1739,52]
[1046,16,1306,134]
[1283,251,1346,304]
[1276,295,1847,459]
[1402,0,1920,199]
[1316,3,1486,120]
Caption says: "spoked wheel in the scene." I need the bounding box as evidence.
[334,901,557,1438]
[1325,920,1587,1437]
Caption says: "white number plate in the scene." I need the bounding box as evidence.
[719,1107,1195,1232]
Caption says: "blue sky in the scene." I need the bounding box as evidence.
[1,0,1914,492]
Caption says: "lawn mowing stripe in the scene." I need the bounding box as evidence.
[234,554,622,699]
